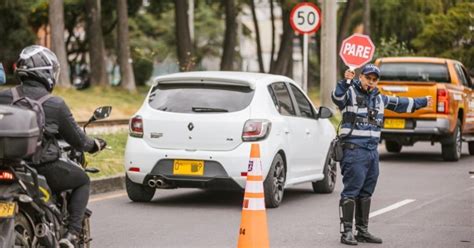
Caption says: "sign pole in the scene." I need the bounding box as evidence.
[289,2,321,93]
[303,33,309,93]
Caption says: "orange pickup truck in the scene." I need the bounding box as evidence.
[375,57,474,161]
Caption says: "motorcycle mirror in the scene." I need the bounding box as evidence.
[92,106,112,121]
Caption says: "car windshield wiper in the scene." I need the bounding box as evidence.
[192,107,229,112]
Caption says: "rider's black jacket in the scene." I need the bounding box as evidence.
[0,80,96,159]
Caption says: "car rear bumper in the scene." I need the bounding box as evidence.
[382,118,450,135]
[124,136,276,189]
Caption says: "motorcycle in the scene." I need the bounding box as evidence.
[0,105,111,248]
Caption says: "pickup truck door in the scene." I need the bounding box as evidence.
[454,64,474,134]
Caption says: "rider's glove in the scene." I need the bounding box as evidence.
[90,138,107,153]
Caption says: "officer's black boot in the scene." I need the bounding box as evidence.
[340,198,358,245]
[355,197,383,244]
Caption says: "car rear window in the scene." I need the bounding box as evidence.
[148,83,255,113]
[379,63,450,83]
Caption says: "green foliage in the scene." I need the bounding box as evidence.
[413,2,473,68]
[194,1,225,63]
[0,0,37,72]
[371,0,444,48]
[374,36,414,59]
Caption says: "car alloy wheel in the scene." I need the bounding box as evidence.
[264,154,286,208]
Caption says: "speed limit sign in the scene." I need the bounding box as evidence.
[290,2,321,34]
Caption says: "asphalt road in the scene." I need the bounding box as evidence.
[89,142,474,248]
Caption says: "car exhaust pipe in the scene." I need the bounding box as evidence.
[155,179,165,187]
[147,179,157,188]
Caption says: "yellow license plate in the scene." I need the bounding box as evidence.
[384,119,406,129]
[173,160,204,176]
[0,202,16,218]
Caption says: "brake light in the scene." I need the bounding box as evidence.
[129,115,144,138]
[437,89,449,114]
[242,119,271,141]
[0,170,14,181]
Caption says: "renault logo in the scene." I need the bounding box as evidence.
[188,122,194,131]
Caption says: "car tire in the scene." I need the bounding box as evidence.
[126,175,155,202]
[469,141,474,155]
[442,120,462,161]
[385,141,402,153]
[263,153,286,208]
[312,151,337,194]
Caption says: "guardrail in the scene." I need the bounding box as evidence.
[77,119,129,127]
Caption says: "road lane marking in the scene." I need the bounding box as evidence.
[369,199,416,219]
[470,175,474,179]
[90,192,127,203]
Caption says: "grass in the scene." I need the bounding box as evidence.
[86,131,128,179]
[52,86,149,121]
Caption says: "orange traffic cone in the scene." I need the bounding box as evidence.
[237,143,270,248]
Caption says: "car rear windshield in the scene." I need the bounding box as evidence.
[379,63,450,83]
[148,83,255,113]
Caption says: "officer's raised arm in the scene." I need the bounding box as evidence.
[381,95,429,113]
[331,69,355,109]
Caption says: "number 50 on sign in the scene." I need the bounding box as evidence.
[290,2,321,34]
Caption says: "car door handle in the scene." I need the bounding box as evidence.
[305,129,311,135]
[284,128,290,134]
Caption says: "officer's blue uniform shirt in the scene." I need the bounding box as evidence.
[331,79,428,150]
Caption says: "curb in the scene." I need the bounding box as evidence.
[91,175,125,195]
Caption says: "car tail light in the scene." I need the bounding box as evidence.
[437,89,449,114]
[129,167,140,172]
[129,115,144,138]
[242,119,271,141]
[0,170,14,182]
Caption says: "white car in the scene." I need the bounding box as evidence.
[124,71,337,208]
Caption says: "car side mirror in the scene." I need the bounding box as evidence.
[317,106,333,119]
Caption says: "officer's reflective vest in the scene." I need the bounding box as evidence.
[331,79,427,150]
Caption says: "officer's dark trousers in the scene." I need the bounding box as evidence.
[37,160,90,234]
[340,147,379,198]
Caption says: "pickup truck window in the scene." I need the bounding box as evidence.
[379,63,450,83]
[455,64,473,88]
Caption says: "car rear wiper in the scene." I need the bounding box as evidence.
[192,107,228,112]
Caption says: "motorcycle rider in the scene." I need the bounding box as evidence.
[0,45,106,247]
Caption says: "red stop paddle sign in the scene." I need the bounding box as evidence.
[339,34,375,69]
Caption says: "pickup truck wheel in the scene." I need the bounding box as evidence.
[312,151,337,193]
[126,176,155,202]
[264,153,286,208]
[441,121,462,161]
[468,142,474,155]
[385,141,402,153]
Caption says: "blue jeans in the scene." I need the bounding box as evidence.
[340,147,379,198]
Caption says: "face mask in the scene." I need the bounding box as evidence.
[0,63,6,85]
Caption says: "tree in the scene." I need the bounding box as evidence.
[363,0,370,36]
[117,0,136,91]
[85,0,109,86]
[249,0,265,72]
[49,0,71,88]
[269,0,276,72]
[270,2,294,77]
[413,2,473,68]
[0,0,36,80]
[220,0,238,71]
[174,0,195,71]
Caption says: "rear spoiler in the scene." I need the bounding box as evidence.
[154,77,256,90]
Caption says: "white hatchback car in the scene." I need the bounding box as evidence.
[124,71,337,207]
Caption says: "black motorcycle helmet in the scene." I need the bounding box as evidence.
[15,45,60,92]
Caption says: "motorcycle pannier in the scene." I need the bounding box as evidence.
[0,105,40,160]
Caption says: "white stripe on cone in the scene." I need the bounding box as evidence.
[245,181,264,193]
[243,197,266,211]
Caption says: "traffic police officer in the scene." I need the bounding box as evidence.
[331,64,432,245]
